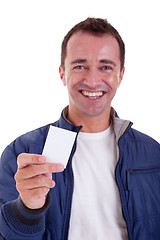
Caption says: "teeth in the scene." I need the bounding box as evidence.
[82,91,103,97]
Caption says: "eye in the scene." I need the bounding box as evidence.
[101,65,112,70]
[74,65,85,70]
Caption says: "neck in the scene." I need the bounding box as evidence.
[66,107,111,133]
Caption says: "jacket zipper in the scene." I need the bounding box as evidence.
[127,167,160,191]
[127,167,160,174]
[115,122,133,240]
[62,126,82,240]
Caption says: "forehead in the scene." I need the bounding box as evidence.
[66,31,120,63]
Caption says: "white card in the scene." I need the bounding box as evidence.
[42,126,77,168]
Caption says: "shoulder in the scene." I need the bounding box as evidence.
[125,127,159,146]
[2,122,58,160]
[121,127,160,161]
[116,126,160,167]
[17,124,51,146]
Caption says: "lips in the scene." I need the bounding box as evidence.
[81,90,104,99]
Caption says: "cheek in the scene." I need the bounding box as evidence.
[66,73,82,89]
[66,76,77,95]
[103,73,120,88]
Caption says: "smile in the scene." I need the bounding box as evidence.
[81,90,104,99]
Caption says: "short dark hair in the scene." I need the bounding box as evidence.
[61,17,125,71]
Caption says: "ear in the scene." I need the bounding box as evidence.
[59,66,66,86]
[118,67,125,87]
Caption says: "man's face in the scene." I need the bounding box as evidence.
[59,31,124,119]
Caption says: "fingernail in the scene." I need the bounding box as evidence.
[51,180,55,188]
[38,156,46,163]
[57,164,64,171]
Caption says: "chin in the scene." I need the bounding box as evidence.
[81,106,109,118]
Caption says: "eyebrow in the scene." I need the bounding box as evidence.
[70,58,117,66]
[71,59,87,65]
[99,59,116,67]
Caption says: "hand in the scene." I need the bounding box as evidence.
[14,153,64,209]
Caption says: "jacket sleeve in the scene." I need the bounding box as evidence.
[0,144,50,240]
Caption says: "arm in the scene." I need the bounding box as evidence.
[0,146,64,239]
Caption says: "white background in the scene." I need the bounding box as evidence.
[0,0,159,154]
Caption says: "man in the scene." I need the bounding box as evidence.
[0,18,159,240]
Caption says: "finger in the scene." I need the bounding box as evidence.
[16,174,55,191]
[43,173,52,180]
[17,153,46,169]
[16,163,64,180]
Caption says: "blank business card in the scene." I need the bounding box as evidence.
[42,126,77,168]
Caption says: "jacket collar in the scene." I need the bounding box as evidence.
[56,106,82,132]
[56,106,132,139]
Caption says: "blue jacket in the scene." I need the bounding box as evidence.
[0,108,160,240]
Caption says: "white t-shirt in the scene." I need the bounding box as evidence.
[68,126,128,240]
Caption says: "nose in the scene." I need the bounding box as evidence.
[83,67,101,89]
